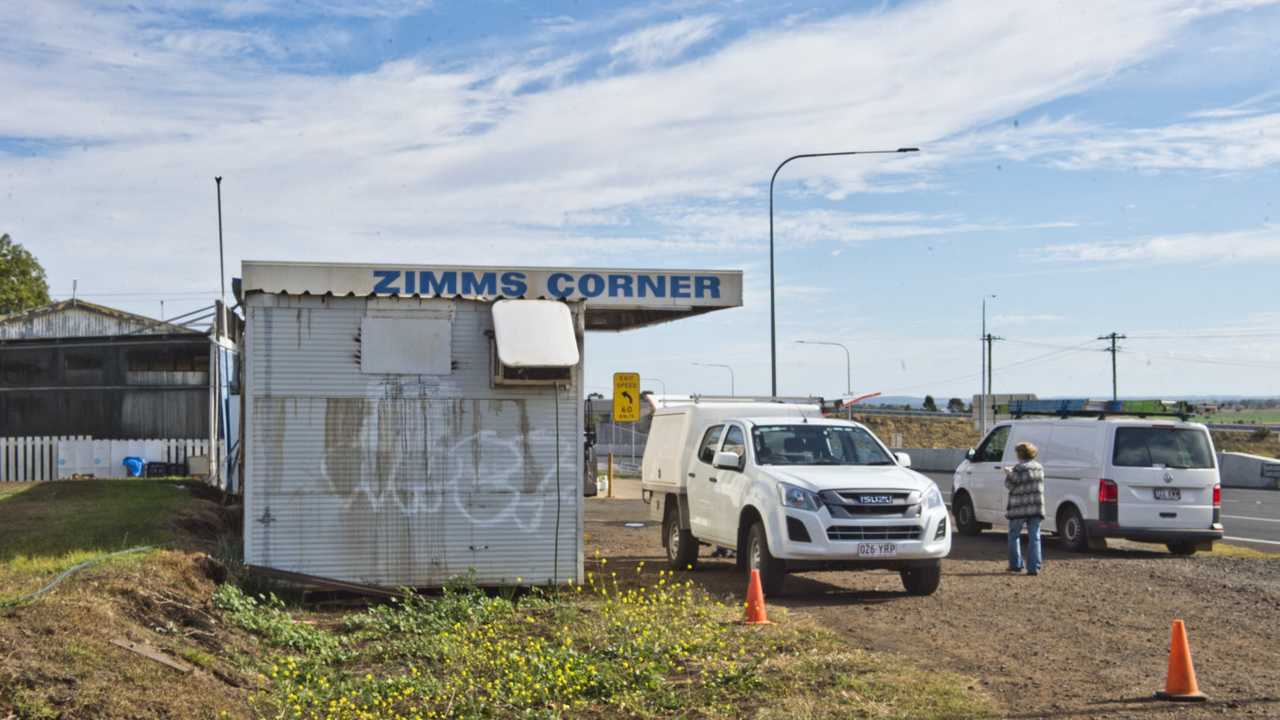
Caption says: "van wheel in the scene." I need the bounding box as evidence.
[745,522,786,596]
[1058,505,1091,553]
[953,492,981,536]
[1166,541,1197,556]
[664,506,698,571]
[900,560,942,596]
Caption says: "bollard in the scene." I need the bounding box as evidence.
[607,452,614,498]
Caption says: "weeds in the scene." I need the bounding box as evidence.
[215,566,993,719]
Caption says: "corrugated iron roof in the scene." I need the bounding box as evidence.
[0,299,203,339]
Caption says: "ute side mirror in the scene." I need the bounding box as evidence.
[894,452,912,468]
[966,448,976,461]
[714,451,744,471]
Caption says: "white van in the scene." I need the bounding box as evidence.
[642,401,951,596]
[951,417,1223,554]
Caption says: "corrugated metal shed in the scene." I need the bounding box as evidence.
[243,294,583,587]
[0,299,201,340]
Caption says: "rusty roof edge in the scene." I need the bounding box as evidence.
[0,298,204,335]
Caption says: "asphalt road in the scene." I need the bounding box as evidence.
[922,470,1280,551]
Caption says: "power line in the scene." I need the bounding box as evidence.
[1118,348,1280,370]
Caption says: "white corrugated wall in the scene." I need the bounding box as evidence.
[243,294,583,587]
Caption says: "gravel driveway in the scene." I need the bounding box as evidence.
[587,497,1280,719]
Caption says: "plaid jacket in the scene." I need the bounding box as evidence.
[1005,460,1046,520]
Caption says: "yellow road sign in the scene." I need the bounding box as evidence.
[612,372,641,422]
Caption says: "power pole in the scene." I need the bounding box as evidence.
[985,333,1003,423]
[1098,332,1126,401]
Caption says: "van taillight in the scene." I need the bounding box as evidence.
[1098,479,1118,504]
[1212,483,1221,507]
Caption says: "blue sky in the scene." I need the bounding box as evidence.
[2,0,1278,400]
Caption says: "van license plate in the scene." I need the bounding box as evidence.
[857,543,897,558]
[1154,488,1181,501]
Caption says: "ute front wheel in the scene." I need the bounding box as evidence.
[900,560,942,596]
[745,521,786,596]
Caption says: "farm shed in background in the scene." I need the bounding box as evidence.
[0,298,242,487]
[238,260,742,587]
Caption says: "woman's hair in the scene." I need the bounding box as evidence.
[1015,442,1038,461]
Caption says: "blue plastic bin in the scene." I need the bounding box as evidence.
[122,456,145,478]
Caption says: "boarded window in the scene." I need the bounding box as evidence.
[360,317,453,375]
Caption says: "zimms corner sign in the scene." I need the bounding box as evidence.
[372,269,723,301]
[239,262,743,310]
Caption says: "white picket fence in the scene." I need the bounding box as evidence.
[0,436,210,482]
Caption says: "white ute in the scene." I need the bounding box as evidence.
[642,401,951,596]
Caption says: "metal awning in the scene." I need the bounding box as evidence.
[239,260,743,331]
[492,300,579,368]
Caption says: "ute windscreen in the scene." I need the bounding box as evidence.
[752,425,892,467]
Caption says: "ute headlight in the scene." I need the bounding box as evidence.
[923,483,945,511]
[779,482,822,512]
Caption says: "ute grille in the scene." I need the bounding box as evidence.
[826,525,922,541]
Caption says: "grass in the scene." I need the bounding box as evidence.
[1196,409,1280,425]
[214,570,996,720]
[0,479,197,602]
[0,479,998,718]
[1209,542,1280,560]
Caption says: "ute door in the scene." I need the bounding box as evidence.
[1108,425,1218,531]
[709,423,750,543]
[685,424,725,538]
[968,425,1011,521]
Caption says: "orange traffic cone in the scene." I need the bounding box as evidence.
[743,569,772,625]
[1154,619,1207,702]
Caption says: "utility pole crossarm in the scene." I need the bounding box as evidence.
[1098,332,1127,401]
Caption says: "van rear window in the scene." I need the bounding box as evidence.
[1112,428,1214,469]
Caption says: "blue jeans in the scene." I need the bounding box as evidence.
[1008,516,1043,572]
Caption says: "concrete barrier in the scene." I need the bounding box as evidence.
[895,448,968,473]
[1218,452,1280,490]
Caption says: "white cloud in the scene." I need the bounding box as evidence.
[0,0,1267,312]
[609,15,720,68]
[1029,225,1280,263]
[936,102,1280,173]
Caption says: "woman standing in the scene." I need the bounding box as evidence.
[1005,442,1046,575]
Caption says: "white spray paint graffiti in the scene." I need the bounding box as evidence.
[312,396,573,533]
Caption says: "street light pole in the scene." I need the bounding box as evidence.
[769,147,919,397]
[796,339,852,417]
[692,362,735,397]
[980,294,996,434]
[645,377,667,407]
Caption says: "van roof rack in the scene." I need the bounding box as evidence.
[999,399,1196,421]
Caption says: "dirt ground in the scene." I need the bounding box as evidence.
[587,496,1280,719]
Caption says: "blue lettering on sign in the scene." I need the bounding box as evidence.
[670,275,691,299]
[638,275,665,298]
[501,271,528,296]
[462,271,497,296]
[373,270,400,294]
[371,269,723,301]
[420,271,457,296]
[547,272,574,298]
[578,273,605,298]
[695,276,720,299]
[608,274,633,297]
